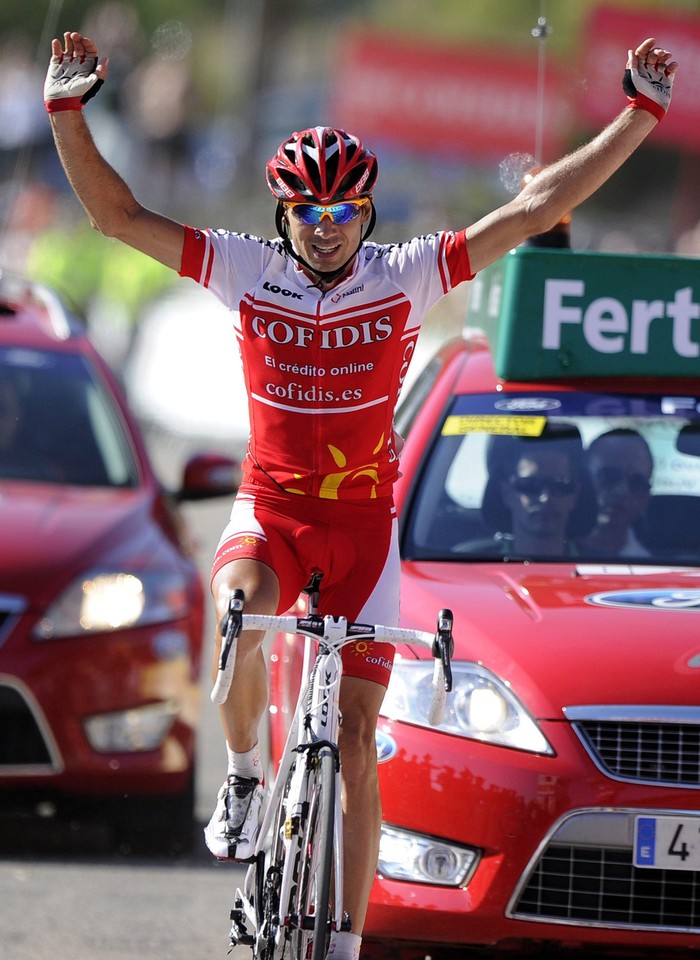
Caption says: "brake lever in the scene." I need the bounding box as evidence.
[432,608,454,692]
[218,588,245,671]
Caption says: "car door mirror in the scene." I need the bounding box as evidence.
[177,452,240,501]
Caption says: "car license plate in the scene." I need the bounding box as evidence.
[634,815,700,870]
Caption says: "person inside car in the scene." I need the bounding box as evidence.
[478,427,597,557]
[44,31,677,960]
[581,428,653,557]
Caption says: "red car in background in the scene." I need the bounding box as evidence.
[269,248,700,957]
[0,275,237,852]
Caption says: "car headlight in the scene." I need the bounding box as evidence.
[378,823,478,886]
[34,568,190,639]
[84,700,178,752]
[381,659,553,755]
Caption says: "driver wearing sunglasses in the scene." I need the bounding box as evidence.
[502,447,581,556]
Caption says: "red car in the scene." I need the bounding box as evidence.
[0,276,237,851]
[270,248,700,956]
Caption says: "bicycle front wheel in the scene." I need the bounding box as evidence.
[289,744,337,960]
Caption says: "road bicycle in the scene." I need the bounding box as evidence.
[210,574,454,960]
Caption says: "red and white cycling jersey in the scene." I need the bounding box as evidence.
[180,227,473,500]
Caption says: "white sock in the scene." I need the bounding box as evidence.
[226,741,262,780]
[326,931,361,960]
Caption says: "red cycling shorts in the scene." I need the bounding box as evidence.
[211,481,400,687]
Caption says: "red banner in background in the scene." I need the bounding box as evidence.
[328,31,571,164]
[580,5,700,151]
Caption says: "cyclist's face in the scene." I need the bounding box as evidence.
[284,204,370,281]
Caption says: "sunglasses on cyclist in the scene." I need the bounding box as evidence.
[285,198,369,225]
[594,466,651,495]
[510,476,577,498]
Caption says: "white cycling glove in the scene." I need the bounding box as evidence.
[44,50,103,113]
[622,57,673,122]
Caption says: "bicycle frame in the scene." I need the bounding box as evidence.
[214,590,454,960]
[234,621,348,958]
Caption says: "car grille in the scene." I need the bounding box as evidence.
[513,843,700,930]
[0,682,58,771]
[575,719,700,786]
[564,706,700,788]
[509,811,700,932]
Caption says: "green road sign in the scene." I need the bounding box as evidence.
[467,248,700,381]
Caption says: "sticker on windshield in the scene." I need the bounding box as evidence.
[442,415,547,437]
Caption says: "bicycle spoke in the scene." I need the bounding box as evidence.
[256,769,293,960]
[288,746,336,960]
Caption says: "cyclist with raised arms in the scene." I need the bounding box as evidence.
[45,33,677,960]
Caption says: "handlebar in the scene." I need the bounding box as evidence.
[211,592,454,726]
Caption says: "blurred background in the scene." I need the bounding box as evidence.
[1,0,699,462]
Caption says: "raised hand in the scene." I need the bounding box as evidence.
[44,31,107,113]
[623,37,678,121]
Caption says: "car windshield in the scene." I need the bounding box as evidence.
[402,391,700,566]
[0,347,138,487]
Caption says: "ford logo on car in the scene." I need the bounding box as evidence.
[585,589,700,611]
[375,729,398,763]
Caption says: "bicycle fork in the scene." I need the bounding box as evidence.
[277,640,344,937]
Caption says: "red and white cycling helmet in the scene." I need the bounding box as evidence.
[266,126,378,204]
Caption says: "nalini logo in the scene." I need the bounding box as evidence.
[331,284,365,304]
[585,589,700,611]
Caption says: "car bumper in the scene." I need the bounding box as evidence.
[367,717,700,952]
[0,621,201,801]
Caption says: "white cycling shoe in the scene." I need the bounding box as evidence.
[204,775,264,861]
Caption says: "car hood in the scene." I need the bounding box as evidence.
[400,559,700,716]
[0,481,174,605]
